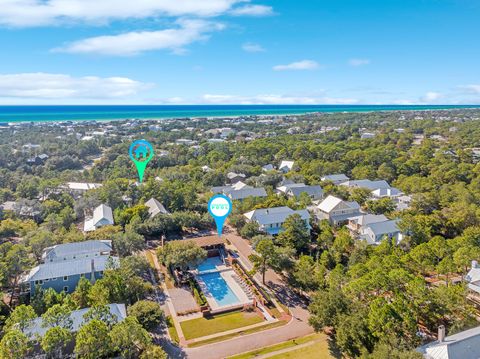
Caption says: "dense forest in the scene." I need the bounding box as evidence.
[1,109,480,358]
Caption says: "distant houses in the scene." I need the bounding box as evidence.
[227,172,247,184]
[22,240,119,294]
[83,204,114,232]
[316,195,361,225]
[466,260,480,297]
[244,206,310,235]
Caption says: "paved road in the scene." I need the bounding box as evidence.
[164,227,314,359]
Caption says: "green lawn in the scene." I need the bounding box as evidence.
[166,316,179,344]
[228,334,334,359]
[180,311,264,340]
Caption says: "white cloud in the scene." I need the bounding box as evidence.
[420,91,443,103]
[273,60,321,71]
[162,93,358,105]
[0,0,249,27]
[242,42,265,52]
[230,4,273,16]
[56,19,225,56]
[348,58,371,67]
[0,73,149,99]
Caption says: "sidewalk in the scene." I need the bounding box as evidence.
[147,249,187,346]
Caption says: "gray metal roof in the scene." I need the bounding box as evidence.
[228,187,267,200]
[25,256,119,282]
[43,240,112,261]
[418,325,480,359]
[23,303,127,338]
[287,185,323,198]
[340,179,391,191]
[365,219,400,235]
[245,206,310,225]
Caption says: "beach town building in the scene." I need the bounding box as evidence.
[321,174,350,185]
[244,206,310,235]
[276,183,324,201]
[279,160,295,173]
[145,198,169,217]
[316,195,362,225]
[83,204,114,232]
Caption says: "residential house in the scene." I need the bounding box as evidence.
[83,204,114,232]
[23,255,119,294]
[226,187,267,201]
[466,260,480,297]
[361,219,402,245]
[418,324,480,359]
[279,160,295,173]
[396,194,413,210]
[371,187,403,199]
[321,174,350,185]
[262,164,275,172]
[42,240,113,263]
[340,179,391,191]
[61,182,102,198]
[145,198,169,217]
[347,214,388,234]
[316,195,361,225]
[27,154,49,165]
[227,172,247,184]
[244,206,310,235]
[23,303,126,339]
[276,183,324,201]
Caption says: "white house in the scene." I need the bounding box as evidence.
[316,195,361,225]
[347,214,388,234]
[83,204,114,232]
[244,206,310,235]
[279,160,295,173]
[340,179,391,191]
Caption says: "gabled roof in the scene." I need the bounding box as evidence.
[365,219,400,236]
[23,303,126,338]
[244,206,309,225]
[349,214,388,226]
[279,160,294,170]
[466,266,480,284]
[262,164,275,171]
[340,179,391,191]
[317,195,360,213]
[227,172,246,180]
[371,187,402,197]
[42,240,112,262]
[227,187,267,200]
[93,204,113,224]
[321,174,349,182]
[287,185,323,198]
[276,183,306,193]
[145,198,169,217]
[65,182,102,191]
[24,256,119,282]
[418,325,480,359]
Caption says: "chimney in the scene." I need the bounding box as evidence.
[438,325,445,343]
[90,259,96,284]
[472,260,478,269]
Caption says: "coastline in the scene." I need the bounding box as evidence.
[0,104,479,124]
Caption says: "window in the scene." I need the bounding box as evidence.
[34,280,39,285]
[52,277,57,281]
[80,273,85,278]
[39,280,43,284]
[63,276,68,281]
[45,278,49,282]
[63,286,68,293]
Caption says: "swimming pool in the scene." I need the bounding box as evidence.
[197,256,223,272]
[198,271,241,307]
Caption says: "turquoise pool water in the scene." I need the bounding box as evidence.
[198,271,240,307]
[197,257,223,272]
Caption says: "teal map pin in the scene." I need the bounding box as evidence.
[129,140,154,182]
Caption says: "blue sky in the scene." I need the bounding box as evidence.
[0,0,479,105]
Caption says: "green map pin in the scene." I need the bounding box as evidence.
[129,140,154,182]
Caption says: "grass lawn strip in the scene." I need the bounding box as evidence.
[166,316,180,344]
[227,333,324,359]
[181,311,264,340]
[268,335,334,359]
[187,320,288,348]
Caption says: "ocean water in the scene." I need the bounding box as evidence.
[0,105,479,122]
